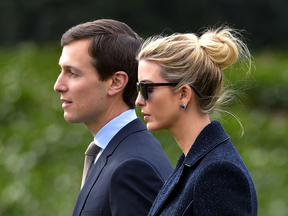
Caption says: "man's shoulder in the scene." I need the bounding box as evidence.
[124,117,146,130]
[119,118,158,140]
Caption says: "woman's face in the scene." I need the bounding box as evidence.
[135,60,182,131]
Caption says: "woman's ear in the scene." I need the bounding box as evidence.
[108,71,128,96]
[179,84,193,107]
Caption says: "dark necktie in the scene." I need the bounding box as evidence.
[81,142,101,189]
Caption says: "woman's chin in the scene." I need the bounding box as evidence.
[147,123,160,131]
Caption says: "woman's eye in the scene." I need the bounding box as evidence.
[147,87,153,93]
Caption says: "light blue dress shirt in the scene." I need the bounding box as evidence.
[93,109,137,163]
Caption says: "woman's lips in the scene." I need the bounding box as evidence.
[142,112,150,121]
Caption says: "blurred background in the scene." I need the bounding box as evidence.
[0,0,288,215]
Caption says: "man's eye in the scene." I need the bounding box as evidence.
[69,71,76,76]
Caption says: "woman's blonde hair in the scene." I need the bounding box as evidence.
[137,26,252,115]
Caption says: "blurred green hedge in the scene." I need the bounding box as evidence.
[0,43,287,216]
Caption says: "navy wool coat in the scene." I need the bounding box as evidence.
[148,121,258,216]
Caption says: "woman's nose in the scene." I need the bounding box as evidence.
[135,92,145,107]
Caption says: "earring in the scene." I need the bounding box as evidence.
[181,103,186,110]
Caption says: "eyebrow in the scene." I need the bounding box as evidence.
[59,65,80,72]
[139,79,153,83]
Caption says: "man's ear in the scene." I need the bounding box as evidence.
[108,71,128,96]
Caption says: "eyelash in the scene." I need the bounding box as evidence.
[66,70,77,77]
[59,69,77,77]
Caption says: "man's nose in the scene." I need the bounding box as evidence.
[54,73,67,92]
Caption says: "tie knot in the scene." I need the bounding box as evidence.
[85,142,101,156]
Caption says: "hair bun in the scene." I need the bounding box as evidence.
[199,27,250,69]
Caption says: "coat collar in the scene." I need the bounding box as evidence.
[149,121,230,216]
[183,120,230,167]
[73,118,146,215]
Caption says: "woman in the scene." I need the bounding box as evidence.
[135,26,258,216]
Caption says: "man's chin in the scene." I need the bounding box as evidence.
[64,114,82,123]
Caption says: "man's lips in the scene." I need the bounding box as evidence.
[61,98,72,108]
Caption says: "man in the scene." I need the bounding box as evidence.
[54,19,173,216]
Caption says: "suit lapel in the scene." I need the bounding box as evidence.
[73,118,146,215]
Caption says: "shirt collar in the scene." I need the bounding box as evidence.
[94,109,137,150]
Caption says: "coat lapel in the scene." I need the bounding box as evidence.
[184,121,230,167]
[149,156,185,215]
[149,121,230,216]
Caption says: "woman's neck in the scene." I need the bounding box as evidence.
[169,113,210,156]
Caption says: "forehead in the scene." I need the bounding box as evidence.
[59,39,91,67]
[138,60,165,82]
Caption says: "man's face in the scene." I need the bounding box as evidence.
[54,39,110,128]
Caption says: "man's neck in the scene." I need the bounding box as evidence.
[85,102,130,137]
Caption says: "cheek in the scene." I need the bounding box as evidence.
[151,97,173,120]
[71,84,100,113]
[81,87,103,106]
[154,95,179,122]
[76,80,102,98]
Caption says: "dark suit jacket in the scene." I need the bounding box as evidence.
[148,121,258,216]
[72,118,173,216]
